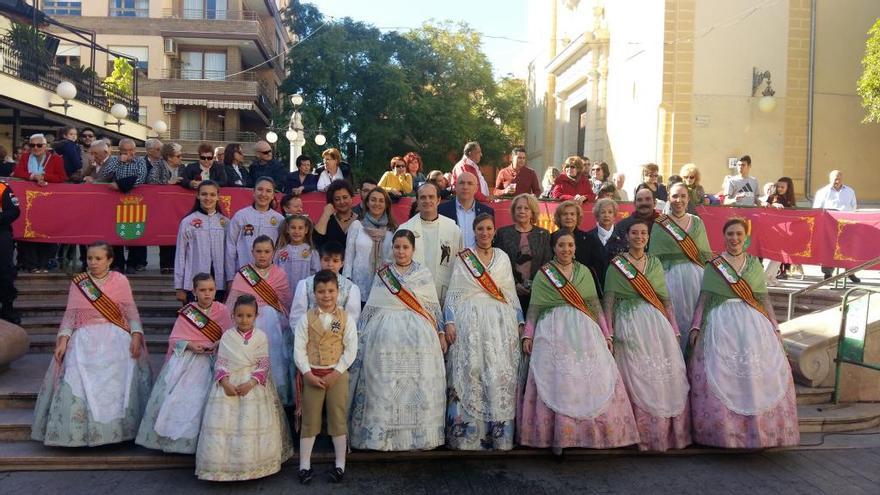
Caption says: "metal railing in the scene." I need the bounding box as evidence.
[169,129,259,142]
[161,68,256,81]
[787,254,880,321]
[109,7,149,18]
[832,287,880,403]
[0,40,140,122]
[161,8,258,21]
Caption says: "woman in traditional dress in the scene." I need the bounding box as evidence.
[603,220,691,452]
[195,295,292,481]
[649,182,713,351]
[687,217,800,448]
[344,186,395,305]
[518,229,639,454]
[225,235,294,406]
[348,230,446,451]
[225,177,285,281]
[444,213,523,450]
[136,273,233,453]
[174,180,229,304]
[32,241,152,446]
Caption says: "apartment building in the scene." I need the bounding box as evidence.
[44,0,289,156]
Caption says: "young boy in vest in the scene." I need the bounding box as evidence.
[293,269,357,484]
[288,241,361,327]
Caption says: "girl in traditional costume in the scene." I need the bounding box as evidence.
[195,295,293,481]
[687,217,800,448]
[443,213,523,450]
[348,229,446,451]
[32,242,152,446]
[225,235,294,405]
[225,177,285,281]
[519,229,639,454]
[136,273,233,453]
[649,182,712,350]
[603,220,691,452]
[275,214,320,293]
[174,180,229,305]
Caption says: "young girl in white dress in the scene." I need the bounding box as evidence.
[195,294,292,481]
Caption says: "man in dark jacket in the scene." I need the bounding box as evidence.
[611,186,658,255]
[0,179,21,323]
[438,171,494,248]
[583,198,626,297]
[53,125,82,179]
[249,140,287,186]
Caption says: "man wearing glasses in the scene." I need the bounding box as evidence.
[249,140,287,187]
[97,138,149,273]
[180,143,229,189]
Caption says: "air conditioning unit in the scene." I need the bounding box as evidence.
[163,39,178,58]
[163,103,176,114]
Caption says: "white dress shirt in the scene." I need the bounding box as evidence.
[813,184,857,211]
[293,306,358,375]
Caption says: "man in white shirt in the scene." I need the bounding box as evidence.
[813,170,859,282]
[723,155,759,206]
[398,182,463,300]
[438,172,493,248]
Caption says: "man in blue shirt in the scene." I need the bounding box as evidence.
[438,171,493,248]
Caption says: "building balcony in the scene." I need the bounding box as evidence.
[141,70,276,121]
[0,38,140,122]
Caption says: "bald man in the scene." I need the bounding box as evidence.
[438,171,494,248]
[813,170,859,282]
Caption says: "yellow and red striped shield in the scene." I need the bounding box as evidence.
[115,196,147,240]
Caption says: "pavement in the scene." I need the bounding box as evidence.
[1,447,879,494]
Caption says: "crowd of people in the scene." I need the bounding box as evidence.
[0,129,863,483]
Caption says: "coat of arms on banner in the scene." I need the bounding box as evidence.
[116,195,147,240]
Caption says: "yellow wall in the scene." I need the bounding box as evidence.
[689,0,789,195]
[810,0,880,202]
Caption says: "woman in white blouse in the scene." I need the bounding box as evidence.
[343,186,396,304]
[316,147,346,192]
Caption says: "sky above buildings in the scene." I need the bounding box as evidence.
[311,0,530,78]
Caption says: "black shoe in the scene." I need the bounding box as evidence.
[135,264,147,272]
[776,272,788,280]
[298,469,314,485]
[823,273,832,280]
[124,266,137,275]
[849,275,861,284]
[329,467,344,483]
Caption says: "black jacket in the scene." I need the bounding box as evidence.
[284,172,318,194]
[224,163,252,188]
[179,162,228,189]
[438,198,494,227]
[248,159,287,188]
[583,226,626,297]
[52,139,82,178]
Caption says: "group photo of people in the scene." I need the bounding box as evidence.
[1,128,843,484]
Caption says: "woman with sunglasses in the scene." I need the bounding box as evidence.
[493,194,552,313]
[634,163,667,202]
[679,163,709,213]
[180,143,228,189]
[588,161,611,197]
[378,156,413,201]
[222,143,251,188]
[550,156,594,203]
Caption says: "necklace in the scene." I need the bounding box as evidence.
[671,212,688,220]
[627,251,646,261]
[725,249,744,258]
[553,258,573,267]
[476,245,493,256]
[90,270,110,281]
[336,211,354,223]
[254,265,270,277]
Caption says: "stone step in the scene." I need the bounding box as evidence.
[15,299,181,318]
[797,403,880,433]
[0,409,33,441]
[17,290,178,301]
[20,316,177,336]
[17,273,173,283]
[26,334,172,354]
[795,385,834,405]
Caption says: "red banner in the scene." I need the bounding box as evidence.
[6,180,879,269]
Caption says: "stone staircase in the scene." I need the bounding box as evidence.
[0,272,878,471]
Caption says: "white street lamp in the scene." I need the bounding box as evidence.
[290,94,304,107]
[49,81,77,114]
[285,128,298,141]
[265,131,278,144]
[105,103,128,131]
[314,133,326,146]
[152,119,168,135]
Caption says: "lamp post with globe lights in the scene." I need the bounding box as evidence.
[265,93,326,172]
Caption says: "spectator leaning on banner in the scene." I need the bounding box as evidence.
[223,143,251,188]
[249,140,288,186]
[181,142,228,189]
[143,138,164,177]
[723,155,759,206]
[813,169,859,283]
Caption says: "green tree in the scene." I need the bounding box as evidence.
[103,57,134,99]
[281,2,526,180]
[858,18,880,122]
